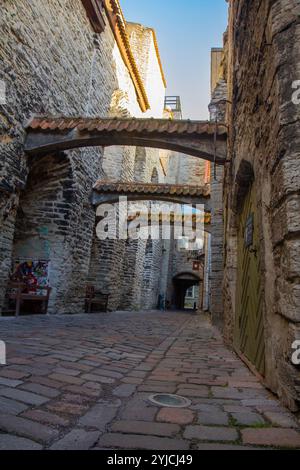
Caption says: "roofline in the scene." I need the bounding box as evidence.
[104,0,150,112]
[150,28,167,88]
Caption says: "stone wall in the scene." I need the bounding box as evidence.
[87,21,167,312]
[0,1,167,315]
[223,0,300,410]
[0,0,120,313]
[209,80,227,328]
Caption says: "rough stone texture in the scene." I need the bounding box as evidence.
[157,408,195,425]
[223,0,300,411]
[209,80,227,327]
[50,429,100,451]
[184,425,238,442]
[0,0,119,314]
[0,434,42,451]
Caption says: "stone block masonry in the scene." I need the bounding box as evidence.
[223,0,300,410]
[0,1,168,314]
[0,0,122,313]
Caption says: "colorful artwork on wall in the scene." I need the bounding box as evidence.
[11,260,50,294]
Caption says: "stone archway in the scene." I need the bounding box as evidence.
[172,272,201,311]
[25,117,227,164]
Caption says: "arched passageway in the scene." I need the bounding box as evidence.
[172,272,201,311]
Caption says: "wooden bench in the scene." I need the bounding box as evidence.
[7,282,52,316]
[85,285,109,313]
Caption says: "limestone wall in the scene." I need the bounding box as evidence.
[224,0,300,410]
[87,22,167,312]
[0,0,120,313]
[0,1,166,314]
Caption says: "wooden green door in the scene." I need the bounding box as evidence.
[234,183,265,376]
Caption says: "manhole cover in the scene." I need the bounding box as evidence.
[148,393,191,408]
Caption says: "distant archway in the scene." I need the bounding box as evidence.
[172,272,201,311]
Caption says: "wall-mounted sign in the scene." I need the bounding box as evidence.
[245,213,254,248]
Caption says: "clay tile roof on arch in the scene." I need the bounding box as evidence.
[93,180,211,198]
[26,116,227,137]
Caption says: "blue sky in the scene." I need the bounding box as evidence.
[121,0,228,120]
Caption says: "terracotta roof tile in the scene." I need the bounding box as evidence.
[26,117,227,137]
[93,180,210,198]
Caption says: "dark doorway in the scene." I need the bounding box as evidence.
[173,273,200,310]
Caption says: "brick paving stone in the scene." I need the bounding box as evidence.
[188,378,228,387]
[121,395,158,422]
[12,365,52,377]
[241,399,280,407]
[242,428,300,448]
[94,369,123,379]
[136,364,153,372]
[0,388,49,406]
[177,387,209,398]
[83,381,103,391]
[0,369,30,380]
[48,374,84,386]
[263,411,298,429]
[227,380,265,389]
[121,377,144,385]
[47,401,89,416]
[184,425,239,442]
[0,414,58,443]
[127,371,148,379]
[97,433,190,450]
[79,402,120,430]
[157,408,195,425]
[111,420,180,437]
[54,367,81,377]
[62,385,101,398]
[8,358,32,365]
[63,393,92,405]
[20,382,61,399]
[198,411,229,426]
[0,396,29,415]
[191,403,222,412]
[0,377,23,388]
[1,312,299,451]
[51,429,100,450]
[224,405,254,413]
[231,412,266,426]
[113,384,137,397]
[59,361,93,372]
[212,387,253,400]
[21,410,70,427]
[28,376,64,389]
[81,373,115,384]
[0,434,43,450]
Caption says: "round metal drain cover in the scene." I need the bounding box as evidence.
[148,393,191,408]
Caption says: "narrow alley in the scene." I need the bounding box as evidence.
[1,0,300,454]
[0,311,299,450]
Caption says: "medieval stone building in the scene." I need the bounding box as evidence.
[0,0,206,316]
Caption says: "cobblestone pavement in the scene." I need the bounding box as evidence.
[0,311,299,450]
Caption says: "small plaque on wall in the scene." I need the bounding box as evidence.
[245,213,254,248]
